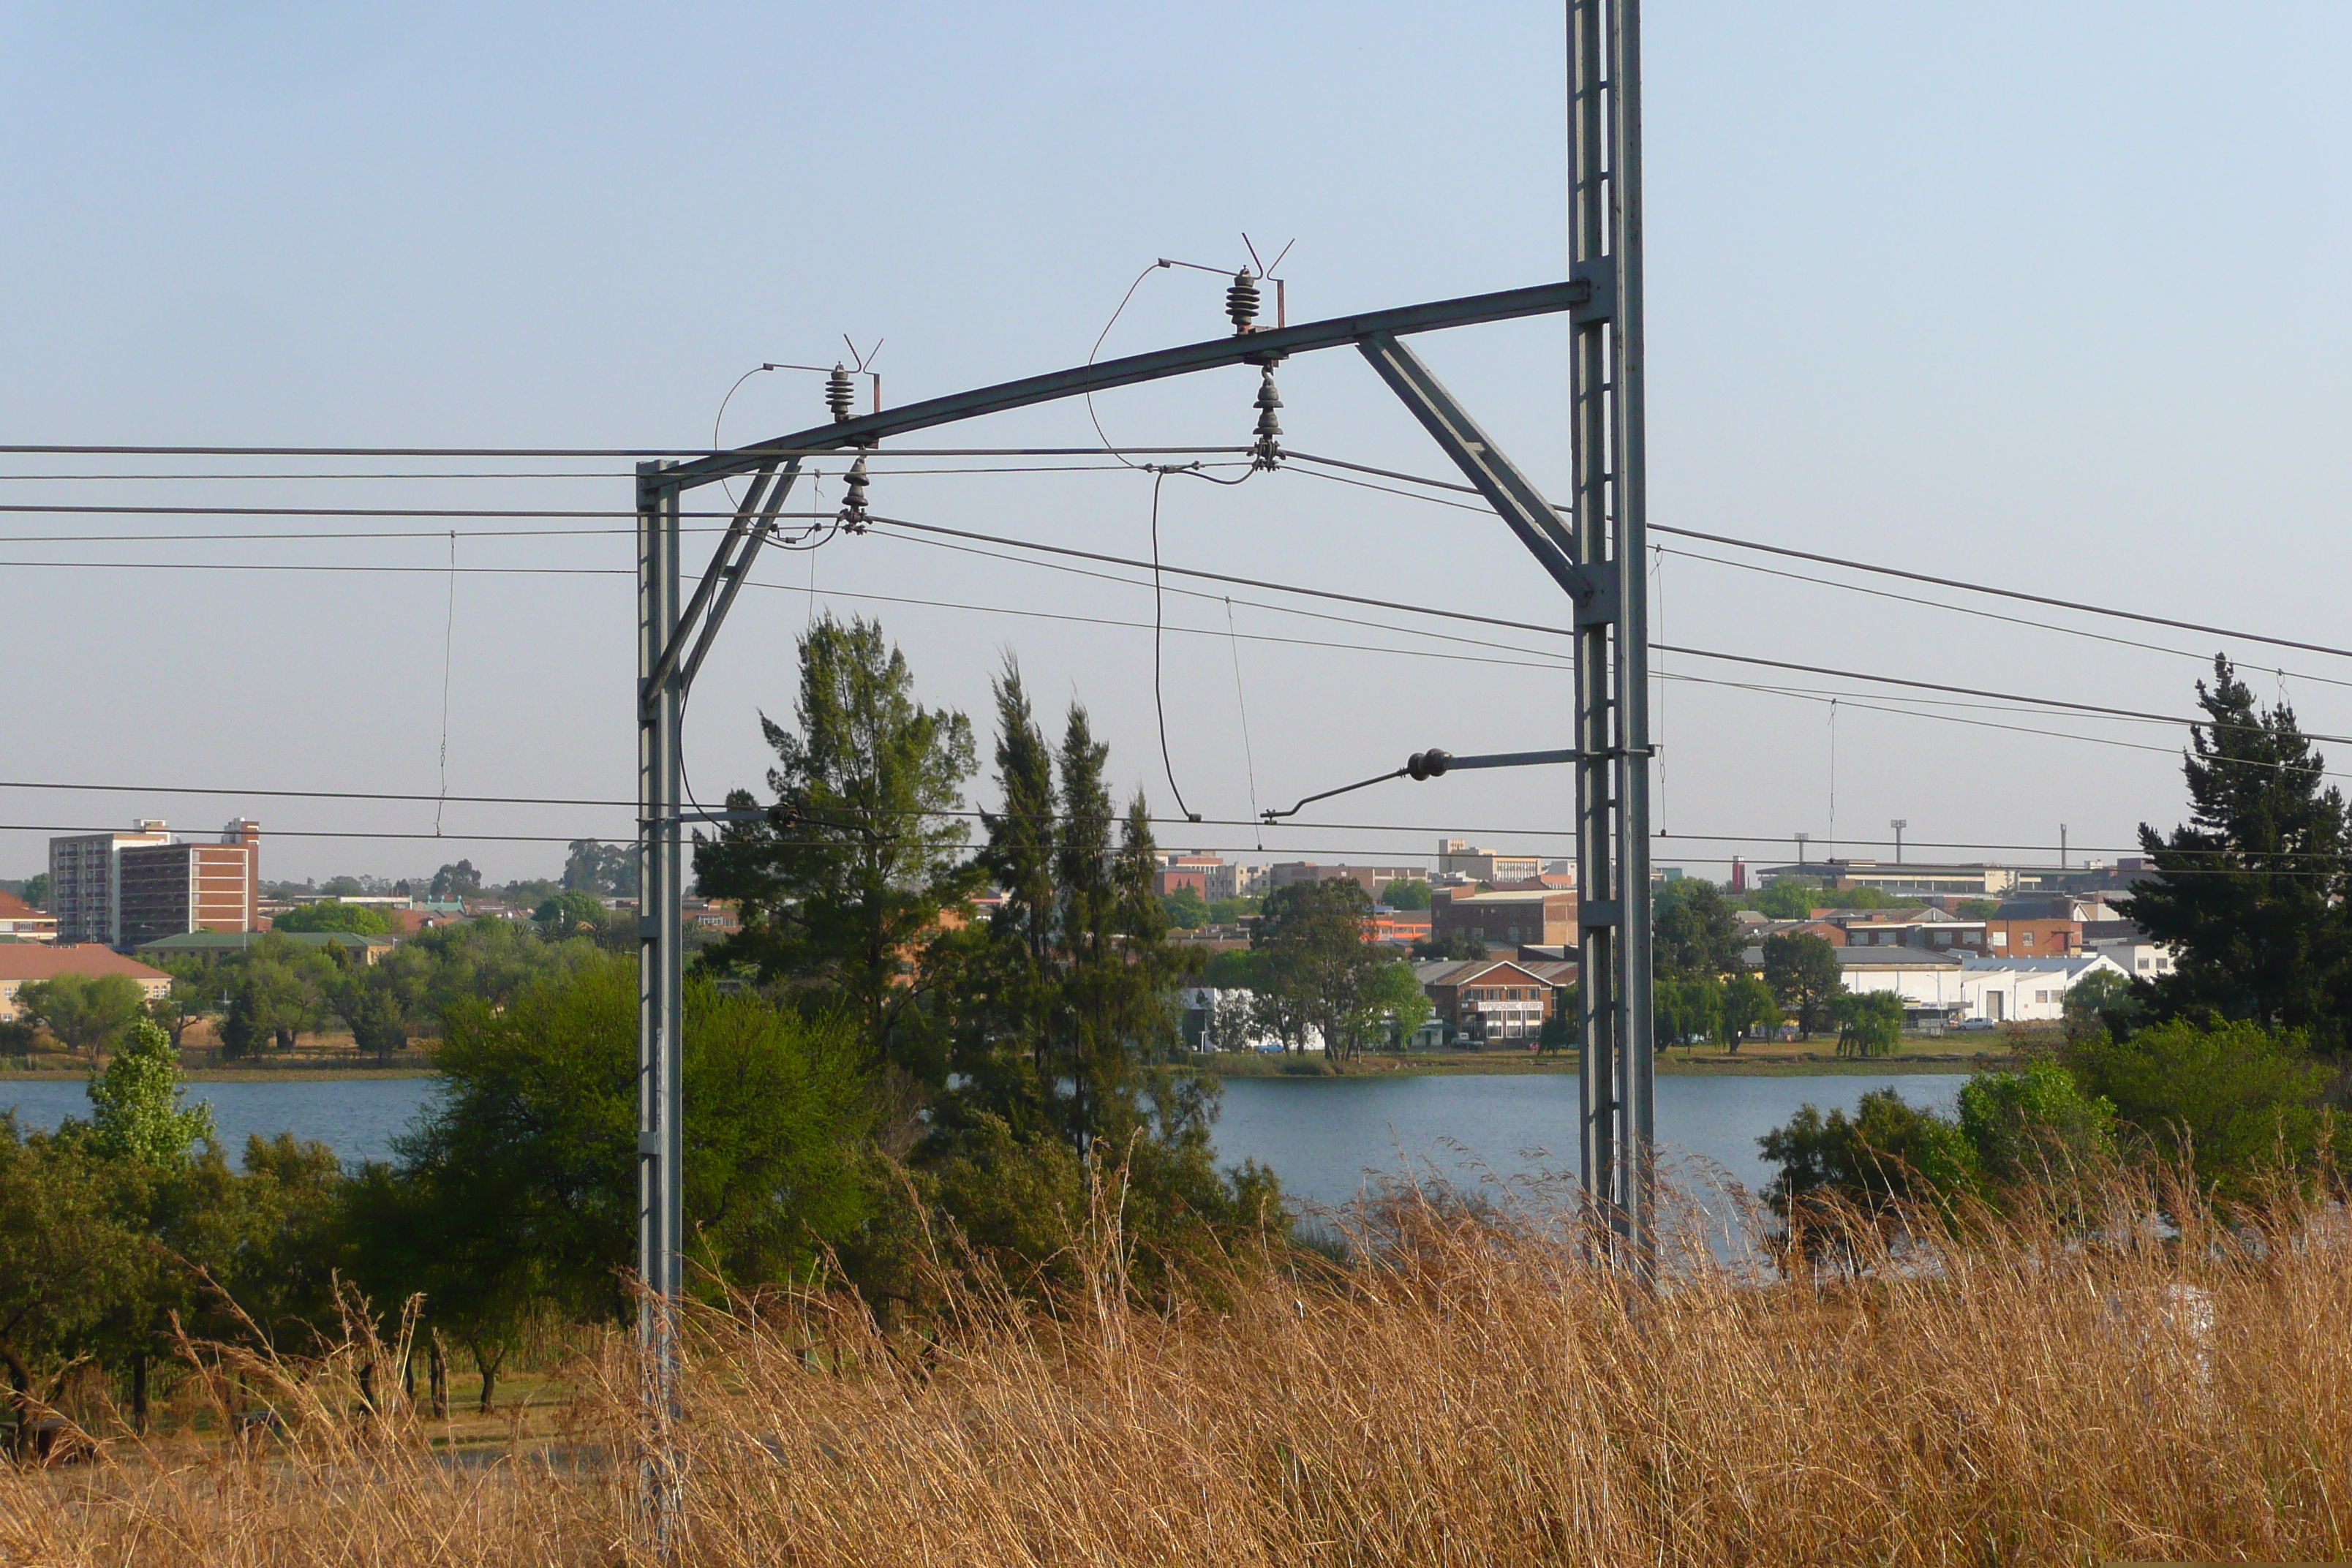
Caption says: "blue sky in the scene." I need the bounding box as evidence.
[5,1,2349,884]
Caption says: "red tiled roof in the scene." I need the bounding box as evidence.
[0,890,50,921]
[0,944,168,983]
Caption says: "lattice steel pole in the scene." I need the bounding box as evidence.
[635,462,685,1542]
[1570,0,1654,1267]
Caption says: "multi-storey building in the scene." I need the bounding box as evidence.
[48,821,173,945]
[51,819,259,949]
[1267,862,1425,897]
[118,822,262,949]
[1436,839,1544,884]
[1432,887,1578,951]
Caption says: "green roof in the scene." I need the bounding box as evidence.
[135,930,388,954]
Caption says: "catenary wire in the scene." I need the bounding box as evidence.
[5,519,2340,746]
[3,778,2339,864]
[1279,449,2352,666]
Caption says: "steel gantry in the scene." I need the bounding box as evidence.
[632,1,1651,1523]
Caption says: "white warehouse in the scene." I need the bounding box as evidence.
[1836,949,2129,1024]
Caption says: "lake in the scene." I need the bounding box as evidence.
[1,1071,1966,1211]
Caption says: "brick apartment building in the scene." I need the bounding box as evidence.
[1433,887,1578,950]
[50,819,259,949]
[1414,957,1579,1045]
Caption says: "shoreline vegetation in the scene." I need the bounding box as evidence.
[0,1031,2026,1084]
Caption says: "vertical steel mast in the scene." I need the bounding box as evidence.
[635,462,685,1534]
[1571,0,1654,1262]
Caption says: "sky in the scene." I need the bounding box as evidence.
[4,1,2350,889]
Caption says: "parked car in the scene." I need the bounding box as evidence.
[1956,1018,1997,1033]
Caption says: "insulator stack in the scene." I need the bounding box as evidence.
[825,363,856,422]
[1251,364,1284,467]
[838,454,871,531]
[1226,268,1260,335]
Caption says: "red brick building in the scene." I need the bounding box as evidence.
[116,821,260,949]
[1432,888,1578,950]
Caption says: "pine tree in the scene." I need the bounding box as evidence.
[692,614,979,1077]
[2122,655,2352,1044]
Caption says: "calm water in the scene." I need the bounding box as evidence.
[1,1072,1966,1204]
[1215,1072,1969,1212]
[1,1077,438,1165]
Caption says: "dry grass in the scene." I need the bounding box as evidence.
[10,1167,2352,1566]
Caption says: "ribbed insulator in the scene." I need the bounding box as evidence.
[1226,269,1260,334]
[826,364,856,422]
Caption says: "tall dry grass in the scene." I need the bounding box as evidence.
[10,1165,2352,1566]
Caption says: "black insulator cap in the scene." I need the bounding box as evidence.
[1407,749,1452,781]
[1226,268,1260,334]
[826,363,856,421]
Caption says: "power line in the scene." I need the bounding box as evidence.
[1,775,2330,863]
[0,443,1251,459]
[10,514,2337,747]
[1279,448,2352,665]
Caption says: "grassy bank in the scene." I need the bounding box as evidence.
[13,1174,2349,1565]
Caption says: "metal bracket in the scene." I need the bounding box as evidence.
[1570,257,1615,325]
[1580,899,1623,929]
[638,1132,661,1158]
[1355,333,1598,617]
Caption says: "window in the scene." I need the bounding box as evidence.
[2021,932,2035,947]
[2137,957,2151,970]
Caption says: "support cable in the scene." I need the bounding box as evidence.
[434,531,457,835]
[1223,597,1265,850]
[1146,467,1200,822]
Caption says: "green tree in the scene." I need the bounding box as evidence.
[923,664,1274,1290]
[1762,932,1842,1039]
[1831,990,1904,1058]
[1206,895,1259,925]
[1160,886,1210,930]
[1253,878,1390,1060]
[562,839,636,897]
[427,860,484,900]
[1654,881,1743,979]
[1748,881,1823,919]
[1381,878,1432,910]
[693,614,980,1077]
[15,973,147,1057]
[1365,958,1433,1047]
[19,872,49,910]
[2062,1017,2337,1202]
[533,889,609,936]
[2122,655,2352,1047]
[87,1019,215,1165]
[1656,976,1724,1050]
[374,957,881,1338]
[1758,1089,1979,1233]
[1409,930,1488,961]
[1721,973,1782,1050]
[148,967,212,1049]
[2063,967,2144,1039]
[1956,1058,2116,1189]
[274,899,392,935]
[0,1125,145,1455]
[1955,898,1999,920]
[219,936,338,1057]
